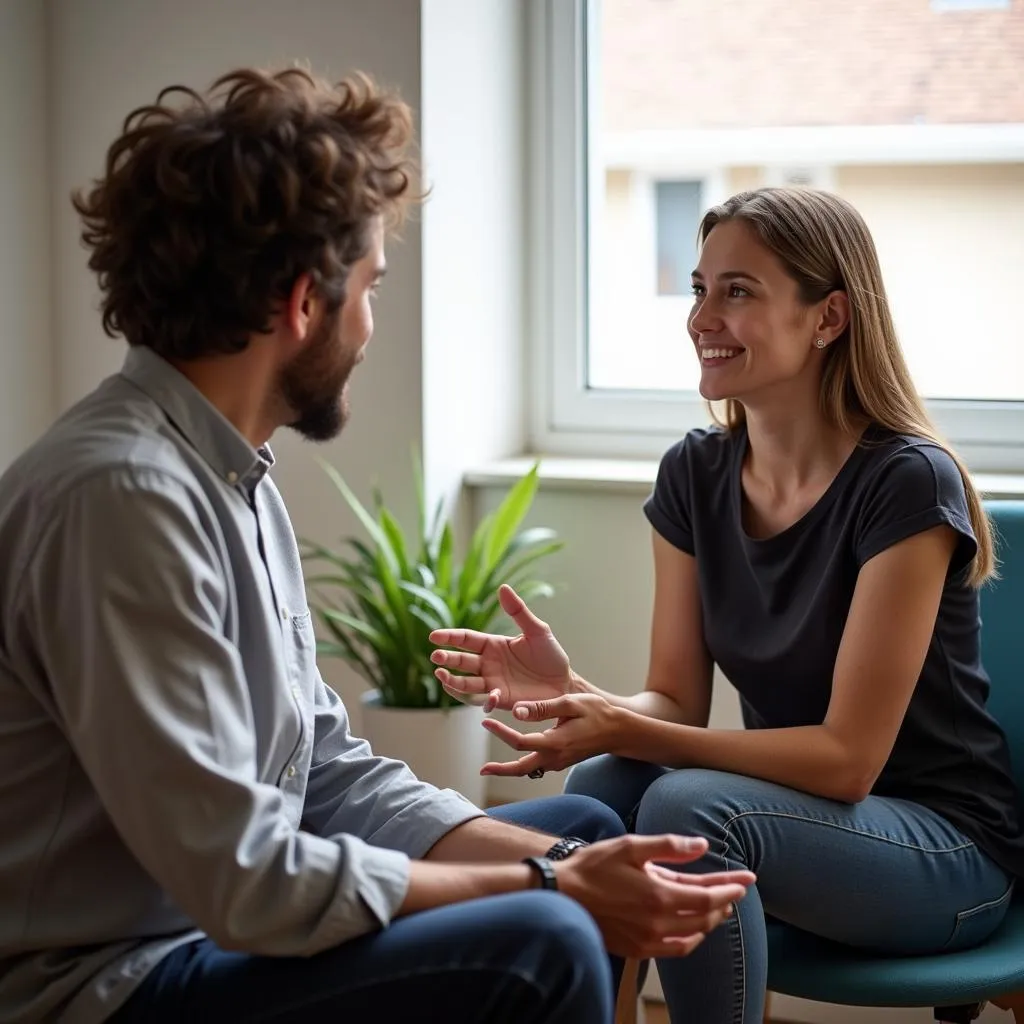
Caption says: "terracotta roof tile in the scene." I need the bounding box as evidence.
[601,0,1024,129]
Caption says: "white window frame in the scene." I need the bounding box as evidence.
[527,0,1024,470]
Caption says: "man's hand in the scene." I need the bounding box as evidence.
[555,834,754,958]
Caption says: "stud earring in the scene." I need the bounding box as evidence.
[815,337,826,349]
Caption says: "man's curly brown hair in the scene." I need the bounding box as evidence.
[72,66,417,360]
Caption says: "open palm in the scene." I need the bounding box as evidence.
[429,585,575,711]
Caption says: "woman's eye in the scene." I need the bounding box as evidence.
[728,285,749,298]
[690,284,705,298]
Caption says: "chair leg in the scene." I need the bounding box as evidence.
[934,1005,983,1023]
[764,990,773,1023]
[615,957,639,1024]
[992,991,1024,1023]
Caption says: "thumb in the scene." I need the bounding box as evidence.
[513,694,581,721]
[498,584,550,637]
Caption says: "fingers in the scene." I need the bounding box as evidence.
[497,584,551,637]
[480,753,548,777]
[481,718,554,751]
[433,667,486,693]
[512,694,584,722]
[430,649,482,673]
[427,628,493,653]
[440,681,494,708]
[648,864,757,888]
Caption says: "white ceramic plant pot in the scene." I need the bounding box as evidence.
[359,690,489,807]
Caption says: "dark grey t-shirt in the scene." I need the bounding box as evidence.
[644,424,1024,878]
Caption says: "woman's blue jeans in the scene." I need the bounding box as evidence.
[565,757,1014,1024]
[111,795,624,1024]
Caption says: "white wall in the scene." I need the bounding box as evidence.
[0,0,54,469]
[421,0,526,532]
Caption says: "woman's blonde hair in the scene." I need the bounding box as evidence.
[700,187,994,586]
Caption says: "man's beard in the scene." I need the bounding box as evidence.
[278,311,356,442]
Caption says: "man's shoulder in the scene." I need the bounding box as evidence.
[0,376,204,529]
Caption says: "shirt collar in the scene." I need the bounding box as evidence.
[120,347,273,490]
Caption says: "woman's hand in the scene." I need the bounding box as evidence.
[481,692,626,777]
[429,585,579,712]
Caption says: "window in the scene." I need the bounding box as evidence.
[655,181,702,296]
[529,0,1024,468]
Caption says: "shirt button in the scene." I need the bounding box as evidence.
[292,686,300,698]
[280,607,289,620]
[287,765,297,778]
[226,471,239,484]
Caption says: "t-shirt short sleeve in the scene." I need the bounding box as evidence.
[854,442,977,576]
[644,432,699,555]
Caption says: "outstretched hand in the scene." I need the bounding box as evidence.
[558,834,755,959]
[429,585,578,712]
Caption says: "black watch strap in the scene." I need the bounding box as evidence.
[523,855,559,890]
[544,835,590,861]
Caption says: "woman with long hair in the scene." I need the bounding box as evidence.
[430,188,1024,1023]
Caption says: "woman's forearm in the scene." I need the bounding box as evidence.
[611,712,872,804]
[571,673,697,724]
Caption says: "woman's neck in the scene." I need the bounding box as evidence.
[742,406,865,498]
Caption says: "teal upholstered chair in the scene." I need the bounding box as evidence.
[765,500,1024,1024]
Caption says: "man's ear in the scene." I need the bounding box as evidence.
[284,273,322,346]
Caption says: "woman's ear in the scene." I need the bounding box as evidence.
[817,290,851,343]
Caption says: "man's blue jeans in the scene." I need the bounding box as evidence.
[565,757,1014,1024]
[111,795,624,1024]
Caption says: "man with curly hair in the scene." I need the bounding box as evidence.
[0,68,751,1024]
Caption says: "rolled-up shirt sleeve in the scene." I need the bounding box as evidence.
[301,676,485,862]
[22,466,411,955]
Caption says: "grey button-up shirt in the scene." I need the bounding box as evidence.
[0,348,483,1023]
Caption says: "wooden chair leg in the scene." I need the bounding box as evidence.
[614,957,639,1024]
[992,991,1024,1023]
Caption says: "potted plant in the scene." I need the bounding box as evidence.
[300,456,562,804]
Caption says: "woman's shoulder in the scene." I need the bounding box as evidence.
[859,426,965,496]
[659,424,740,475]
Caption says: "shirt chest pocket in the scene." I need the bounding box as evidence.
[285,610,318,729]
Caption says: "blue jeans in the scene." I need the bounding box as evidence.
[111,795,624,1024]
[565,757,1014,1024]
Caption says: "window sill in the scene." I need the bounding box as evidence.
[465,456,1024,500]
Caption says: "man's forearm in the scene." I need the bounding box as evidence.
[423,815,553,863]
[399,818,556,918]
[397,858,539,915]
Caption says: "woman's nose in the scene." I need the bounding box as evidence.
[689,297,719,336]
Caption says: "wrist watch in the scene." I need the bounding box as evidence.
[522,836,589,890]
[522,855,558,890]
[544,835,590,861]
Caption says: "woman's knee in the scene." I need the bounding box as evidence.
[564,755,668,828]
[634,768,752,839]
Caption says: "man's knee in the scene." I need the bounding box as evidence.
[550,793,625,843]
[498,891,612,1020]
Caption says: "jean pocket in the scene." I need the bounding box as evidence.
[942,881,1015,952]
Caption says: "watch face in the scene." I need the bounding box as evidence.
[547,836,589,860]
